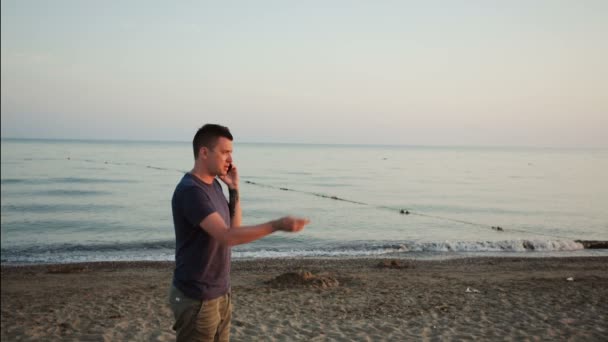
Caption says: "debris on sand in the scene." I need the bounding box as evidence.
[575,240,608,249]
[46,265,88,274]
[377,259,414,269]
[266,271,339,289]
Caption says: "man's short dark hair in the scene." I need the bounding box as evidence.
[193,124,233,159]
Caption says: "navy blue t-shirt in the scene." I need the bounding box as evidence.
[171,173,231,300]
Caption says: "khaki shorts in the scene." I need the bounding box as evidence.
[169,286,232,342]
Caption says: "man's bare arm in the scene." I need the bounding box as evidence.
[200,213,308,247]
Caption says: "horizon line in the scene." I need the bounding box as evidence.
[1,136,606,150]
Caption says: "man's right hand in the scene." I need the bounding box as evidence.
[272,216,310,232]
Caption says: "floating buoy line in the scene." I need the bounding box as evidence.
[61,157,606,246]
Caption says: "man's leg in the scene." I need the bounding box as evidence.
[169,286,222,342]
[215,293,233,342]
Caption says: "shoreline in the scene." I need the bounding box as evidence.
[2,249,608,268]
[2,256,607,341]
[2,255,607,276]
[0,254,602,267]
[3,255,607,274]
[2,240,606,266]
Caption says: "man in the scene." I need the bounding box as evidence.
[169,124,309,341]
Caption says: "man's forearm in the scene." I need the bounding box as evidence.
[200,213,306,246]
[223,220,278,246]
[229,188,242,227]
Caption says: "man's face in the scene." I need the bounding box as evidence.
[203,137,233,176]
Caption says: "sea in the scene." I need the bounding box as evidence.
[1,138,607,264]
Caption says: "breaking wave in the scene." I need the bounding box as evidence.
[0,239,593,265]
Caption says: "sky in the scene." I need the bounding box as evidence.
[1,0,607,147]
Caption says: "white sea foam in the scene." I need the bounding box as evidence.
[232,239,585,258]
[1,239,594,264]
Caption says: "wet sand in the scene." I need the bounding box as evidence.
[2,257,607,341]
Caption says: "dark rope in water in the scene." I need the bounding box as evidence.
[65,157,581,241]
[243,180,579,240]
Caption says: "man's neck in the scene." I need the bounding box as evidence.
[190,167,215,185]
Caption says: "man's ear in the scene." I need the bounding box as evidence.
[199,146,209,159]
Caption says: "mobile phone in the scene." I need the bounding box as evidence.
[227,164,233,172]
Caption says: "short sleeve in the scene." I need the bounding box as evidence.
[180,186,216,227]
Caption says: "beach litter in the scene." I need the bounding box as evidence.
[465,287,480,293]
[46,265,88,274]
[266,271,339,289]
[566,277,574,281]
[377,259,414,269]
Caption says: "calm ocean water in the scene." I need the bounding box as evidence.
[1,138,607,264]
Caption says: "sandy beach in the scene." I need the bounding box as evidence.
[1,257,607,341]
